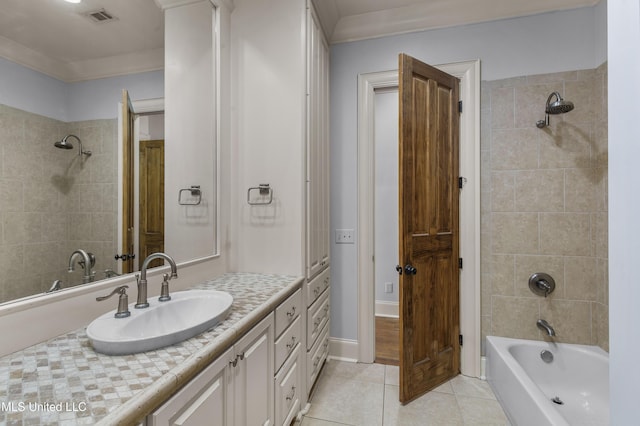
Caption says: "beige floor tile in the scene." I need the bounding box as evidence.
[320,359,386,384]
[450,375,497,400]
[306,374,384,425]
[304,362,507,426]
[384,365,399,386]
[301,417,355,426]
[383,384,464,426]
[456,395,509,425]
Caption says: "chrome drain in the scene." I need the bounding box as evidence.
[540,349,554,363]
[552,396,564,405]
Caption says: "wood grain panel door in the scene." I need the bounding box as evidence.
[121,89,135,274]
[139,140,165,268]
[398,53,460,404]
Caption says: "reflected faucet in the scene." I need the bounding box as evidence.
[68,249,95,284]
[46,280,62,293]
[537,319,556,337]
[135,253,178,309]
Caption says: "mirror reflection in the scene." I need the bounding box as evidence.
[0,0,165,303]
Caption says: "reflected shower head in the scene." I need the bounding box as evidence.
[53,134,91,157]
[536,91,574,128]
[54,139,74,149]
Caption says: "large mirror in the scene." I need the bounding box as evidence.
[0,0,189,304]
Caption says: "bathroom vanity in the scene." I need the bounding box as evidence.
[0,273,326,425]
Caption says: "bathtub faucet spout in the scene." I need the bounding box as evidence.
[537,319,555,337]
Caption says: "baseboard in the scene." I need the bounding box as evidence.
[375,300,399,318]
[328,337,358,362]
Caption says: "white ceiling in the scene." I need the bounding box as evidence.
[0,0,598,82]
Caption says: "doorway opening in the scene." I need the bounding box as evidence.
[373,87,400,365]
[357,60,481,378]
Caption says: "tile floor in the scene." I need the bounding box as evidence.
[300,360,509,426]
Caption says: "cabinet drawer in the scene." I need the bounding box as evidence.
[275,315,302,373]
[275,344,302,426]
[306,267,330,307]
[275,289,302,338]
[306,288,329,350]
[306,321,329,394]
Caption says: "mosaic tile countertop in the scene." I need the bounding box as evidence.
[0,273,303,426]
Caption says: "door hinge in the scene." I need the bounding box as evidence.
[459,334,463,346]
[458,100,463,113]
[458,258,463,269]
[458,176,466,189]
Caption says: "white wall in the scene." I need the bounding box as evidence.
[330,5,607,341]
[608,1,640,423]
[229,0,306,276]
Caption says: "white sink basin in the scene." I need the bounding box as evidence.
[86,289,233,355]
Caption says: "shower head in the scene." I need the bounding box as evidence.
[54,135,92,157]
[536,91,575,128]
[545,91,574,115]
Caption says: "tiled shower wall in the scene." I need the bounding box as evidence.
[481,63,609,353]
[0,105,118,302]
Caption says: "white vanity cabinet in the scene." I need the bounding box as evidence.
[148,347,234,426]
[148,313,274,426]
[273,290,303,425]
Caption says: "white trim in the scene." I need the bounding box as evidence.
[356,60,481,377]
[328,337,359,362]
[375,301,399,318]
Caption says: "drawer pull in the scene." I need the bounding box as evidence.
[313,356,321,367]
[286,336,297,351]
[286,306,296,318]
[229,352,245,367]
[314,318,321,331]
[313,287,319,296]
[285,386,296,402]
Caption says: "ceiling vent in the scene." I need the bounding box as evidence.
[82,8,119,24]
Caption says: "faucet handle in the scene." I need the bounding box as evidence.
[159,274,172,302]
[96,285,131,318]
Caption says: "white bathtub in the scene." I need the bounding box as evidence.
[486,336,609,426]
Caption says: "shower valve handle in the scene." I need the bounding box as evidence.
[115,253,136,261]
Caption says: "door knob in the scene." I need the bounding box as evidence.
[404,264,417,275]
[395,265,403,275]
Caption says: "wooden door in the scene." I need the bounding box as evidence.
[139,140,165,268]
[121,90,135,273]
[398,53,460,403]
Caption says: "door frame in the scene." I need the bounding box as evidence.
[356,60,481,377]
[117,97,165,273]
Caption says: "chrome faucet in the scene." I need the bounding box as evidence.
[537,319,556,337]
[135,253,178,309]
[68,249,95,284]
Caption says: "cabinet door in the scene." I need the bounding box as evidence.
[149,347,234,426]
[233,313,275,426]
[306,3,331,280]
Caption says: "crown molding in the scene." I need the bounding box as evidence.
[154,0,233,10]
[329,0,599,44]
